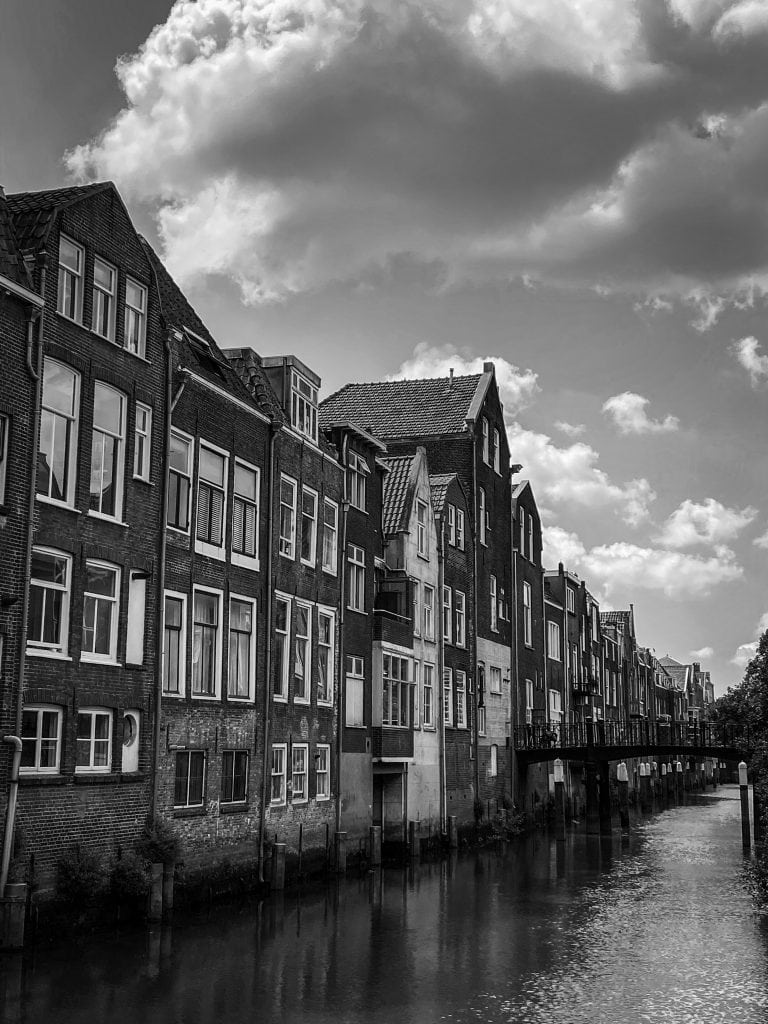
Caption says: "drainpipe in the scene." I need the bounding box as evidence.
[511,514,519,795]
[335,432,349,836]
[470,426,479,810]
[436,513,447,832]
[0,739,22,894]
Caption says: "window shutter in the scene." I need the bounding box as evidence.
[197,485,210,541]
[210,487,224,545]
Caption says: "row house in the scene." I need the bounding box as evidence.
[511,482,545,745]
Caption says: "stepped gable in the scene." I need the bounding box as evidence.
[381,454,417,535]
[428,472,456,517]
[6,181,113,255]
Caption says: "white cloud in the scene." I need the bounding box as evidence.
[602,391,679,435]
[580,542,742,599]
[731,336,768,388]
[753,527,768,549]
[731,611,768,668]
[689,646,714,660]
[555,420,586,437]
[542,526,586,569]
[654,498,758,548]
[714,1,768,41]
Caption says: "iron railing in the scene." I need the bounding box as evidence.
[513,719,751,753]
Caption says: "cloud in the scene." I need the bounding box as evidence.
[555,420,586,437]
[689,646,714,660]
[654,498,758,547]
[66,0,768,314]
[542,526,586,569]
[731,336,768,387]
[753,527,768,549]
[602,391,679,435]
[731,611,768,668]
[580,542,743,599]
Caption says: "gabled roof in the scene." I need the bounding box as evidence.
[601,610,630,626]
[6,182,114,254]
[428,472,456,517]
[320,370,492,439]
[224,347,284,424]
[381,454,416,535]
[0,189,29,288]
[658,655,683,668]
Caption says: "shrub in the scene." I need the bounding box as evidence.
[136,815,179,865]
[57,845,105,905]
[110,849,150,902]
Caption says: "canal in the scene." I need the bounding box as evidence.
[4,785,767,1024]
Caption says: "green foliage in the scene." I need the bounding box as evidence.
[136,815,180,865]
[57,844,106,905]
[110,850,150,901]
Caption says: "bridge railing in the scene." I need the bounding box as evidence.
[513,720,750,753]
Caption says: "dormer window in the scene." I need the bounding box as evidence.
[291,370,317,443]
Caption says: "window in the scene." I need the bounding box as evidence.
[133,402,152,481]
[528,514,534,563]
[566,587,575,613]
[423,585,435,640]
[291,744,308,802]
[174,750,206,808]
[92,257,116,340]
[192,589,221,697]
[345,655,365,726]
[163,593,186,695]
[300,486,318,566]
[591,611,600,642]
[76,708,112,773]
[519,509,526,556]
[348,451,367,511]
[347,544,365,612]
[443,586,453,644]
[456,508,465,550]
[57,235,83,321]
[168,430,192,531]
[416,499,428,557]
[125,571,146,667]
[270,745,287,804]
[412,661,420,728]
[479,488,487,545]
[549,689,563,719]
[423,663,435,728]
[293,602,311,702]
[448,504,456,546]
[456,671,467,728]
[493,428,501,473]
[291,370,317,442]
[28,548,71,656]
[489,744,498,778]
[82,561,120,662]
[196,442,227,552]
[124,278,147,357]
[455,591,466,647]
[229,597,255,700]
[482,417,490,463]
[548,620,561,661]
[39,359,79,505]
[490,665,502,695]
[90,382,125,519]
[317,609,334,704]
[478,705,486,735]
[443,668,453,727]
[316,744,330,800]
[322,498,339,574]
[526,679,534,723]
[20,706,62,774]
[412,581,421,637]
[221,750,248,803]
[279,475,297,558]
[383,654,410,727]
[490,575,498,632]
[232,460,259,563]
[523,582,532,646]
[273,596,291,699]
[0,413,8,504]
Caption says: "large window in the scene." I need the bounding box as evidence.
[82,561,120,662]
[279,475,297,558]
[192,589,221,697]
[322,498,338,574]
[317,609,334,705]
[291,370,317,442]
[482,417,490,463]
[90,382,125,519]
[490,665,502,695]
[163,593,186,695]
[293,602,311,702]
[28,548,71,656]
[455,591,466,647]
[423,584,435,640]
[523,582,532,646]
[229,597,255,700]
[416,499,428,558]
[270,745,287,804]
[168,430,192,531]
[76,708,112,773]
[566,586,575,613]
[300,486,318,566]
[526,678,535,723]
[345,655,365,726]
[443,586,453,644]
[490,575,498,632]
[174,750,206,808]
[291,744,308,802]
[133,402,152,481]
[92,257,117,340]
[20,706,62,774]
[456,671,467,728]
[232,459,259,563]
[456,507,465,550]
[423,663,435,728]
[493,428,501,473]
[196,442,227,552]
[383,654,410,728]
[57,235,83,321]
[347,544,365,612]
[479,487,487,545]
[548,620,561,661]
[273,596,290,699]
[39,359,79,505]
[348,451,367,511]
[221,750,248,804]
[443,668,453,727]
[316,745,330,800]
[124,278,147,357]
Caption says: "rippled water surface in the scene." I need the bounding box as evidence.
[5,787,767,1024]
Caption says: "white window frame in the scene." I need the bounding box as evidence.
[273,593,291,701]
[195,438,228,559]
[423,584,435,640]
[279,474,297,559]
[528,514,534,562]
[482,417,490,464]
[91,256,117,341]
[293,600,312,704]
[448,504,456,546]
[231,457,260,569]
[548,620,562,661]
[228,594,257,701]
[316,744,331,800]
[39,358,80,508]
[345,654,365,727]
[124,277,148,357]
[89,382,126,521]
[81,560,121,664]
[493,427,501,474]
[348,450,367,511]
[191,586,223,699]
[20,705,63,775]
[416,499,428,558]
[162,590,187,697]
[27,547,72,658]
[566,586,575,614]
[519,509,526,556]
[489,744,498,778]
[479,487,487,545]
[412,661,420,729]
[443,586,453,645]
[523,581,532,646]
[490,665,502,695]
[167,428,193,533]
[443,667,454,727]
[412,580,421,637]
[300,486,318,567]
[75,707,113,774]
[456,670,467,728]
[270,744,287,805]
[57,235,84,322]
[347,543,365,612]
[422,662,435,729]
[316,606,335,706]
[133,402,152,482]
[490,574,498,632]
[526,678,535,723]
[291,370,318,443]
[291,743,309,803]
[456,508,465,550]
[322,497,339,575]
[382,653,410,728]
[549,688,563,718]
[455,591,466,647]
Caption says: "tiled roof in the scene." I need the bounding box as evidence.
[381,455,416,535]
[6,182,113,254]
[320,373,484,439]
[0,190,28,286]
[428,473,455,517]
[658,655,683,667]
[224,348,284,424]
[601,611,630,625]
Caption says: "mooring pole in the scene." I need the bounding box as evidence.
[739,761,751,852]
[617,761,630,831]
[554,758,565,841]
[675,760,684,804]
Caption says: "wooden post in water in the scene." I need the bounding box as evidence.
[554,758,565,841]
[599,761,612,836]
[739,762,751,851]
[617,761,630,831]
[754,785,762,846]
[585,761,600,836]
[675,761,684,804]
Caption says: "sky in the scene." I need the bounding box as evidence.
[3,0,768,695]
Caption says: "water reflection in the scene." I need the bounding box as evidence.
[7,788,768,1024]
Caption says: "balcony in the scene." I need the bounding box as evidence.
[371,727,414,759]
[373,608,413,648]
[572,673,599,695]
[629,698,646,718]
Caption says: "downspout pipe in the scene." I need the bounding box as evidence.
[335,432,349,836]
[0,739,22,894]
[436,513,447,833]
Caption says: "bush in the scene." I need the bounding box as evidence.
[57,844,105,905]
[136,815,179,865]
[110,850,149,902]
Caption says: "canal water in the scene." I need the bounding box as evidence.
[4,786,767,1024]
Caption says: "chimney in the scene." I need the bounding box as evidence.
[483,361,494,374]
